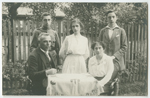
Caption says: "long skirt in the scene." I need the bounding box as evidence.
[62,54,87,73]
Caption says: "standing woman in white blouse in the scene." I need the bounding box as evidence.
[88,42,114,89]
[59,18,89,73]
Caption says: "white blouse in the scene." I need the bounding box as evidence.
[59,34,89,60]
[88,54,114,86]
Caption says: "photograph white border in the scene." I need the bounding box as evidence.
[0,1,149,98]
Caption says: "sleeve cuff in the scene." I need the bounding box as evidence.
[45,70,48,77]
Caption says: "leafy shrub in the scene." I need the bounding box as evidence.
[119,52,148,95]
[2,60,29,82]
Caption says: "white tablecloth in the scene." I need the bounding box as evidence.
[46,73,104,96]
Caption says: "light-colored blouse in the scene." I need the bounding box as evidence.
[59,34,89,60]
[88,54,114,86]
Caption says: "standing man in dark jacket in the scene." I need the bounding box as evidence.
[28,33,57,95]
[30,12,61,66]
[98,10,127,79]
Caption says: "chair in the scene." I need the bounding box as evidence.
[100,74,120,96]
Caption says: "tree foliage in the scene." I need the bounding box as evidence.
[22,3,57,21]
[60,3,148,32]
[3,2,59,23]
[3,2,148,32]
[3,2,148,24]
[3,2,22,19]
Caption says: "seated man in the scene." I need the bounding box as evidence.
[88,42,114,95]
[28,33,57,95]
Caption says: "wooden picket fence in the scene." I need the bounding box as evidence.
[2,19,148,89]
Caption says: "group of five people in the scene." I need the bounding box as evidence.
[28,10,127,95]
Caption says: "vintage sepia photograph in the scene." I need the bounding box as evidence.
[2,2,148,96]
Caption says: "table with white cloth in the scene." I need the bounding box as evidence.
[46,73,104,96]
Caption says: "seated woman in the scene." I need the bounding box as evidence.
[88,41,114,94]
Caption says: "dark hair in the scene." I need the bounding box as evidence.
[41,12,51,19]
[69,18,84,34]
[91,41,105,50]
[106,10,117,16]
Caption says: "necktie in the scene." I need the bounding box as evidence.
[45,52,51,61]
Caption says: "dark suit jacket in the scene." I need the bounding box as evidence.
[30,27,61,65]
[98,26,127,70]
[28,47,56,95]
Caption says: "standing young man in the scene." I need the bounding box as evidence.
[98,11,127,79]
[30,12,61,66]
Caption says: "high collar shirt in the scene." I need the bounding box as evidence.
[106,24,119,39]
[40,48,51,61]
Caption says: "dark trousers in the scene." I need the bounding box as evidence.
[32,84,46,95]
[32,88,46,95]
[111,59,120,80]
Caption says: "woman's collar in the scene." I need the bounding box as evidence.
[95,53,107,62]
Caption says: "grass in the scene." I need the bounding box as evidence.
[3,81,148,96]
[119,81,148,96]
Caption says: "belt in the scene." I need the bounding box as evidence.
[94,76,105,81]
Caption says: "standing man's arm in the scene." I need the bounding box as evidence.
[113,29,128,60]
[54,31,60,54]
[30,29,40,52]
[54,31,62,65]
[98,29,104,42]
